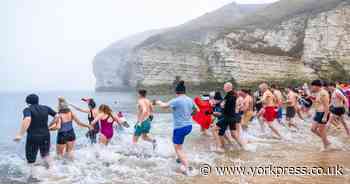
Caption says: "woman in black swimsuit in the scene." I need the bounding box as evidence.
[70,98,99,144]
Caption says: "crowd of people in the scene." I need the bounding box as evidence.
[14,79,350,178]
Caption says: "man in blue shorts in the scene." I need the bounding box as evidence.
[155,80,197,175]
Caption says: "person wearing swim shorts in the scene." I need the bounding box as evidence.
[155,81,197,175]
[271,84,284,125]
[14,94,58,180]
[51,97,91,159]
[133,89,157,150]
[211,91,232,152]
[327,82,350,136]
[70,98,99,144]
[285,87,298,130]
[222,82,245,149]
[90,104,122,145]
[310,80,331,150]
[240,89,254,130]
[259,83,282,139]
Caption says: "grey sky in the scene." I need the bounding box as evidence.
[1,0,279,92]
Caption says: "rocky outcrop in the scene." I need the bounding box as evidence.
[93,0,350,92]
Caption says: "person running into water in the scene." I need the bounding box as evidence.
[285,87,299,130]
[70,98,99,144]
[240,89,254,130]
[90,104,122,145]
[259,83,282,139]
[211,91,232,152]
[222,82,246,149]
[52,97,91,159]
[327,82,350,136]
[133,89,157,150]
[271,84,285,126]
[14,94,58,181]
[310,80,331,150]
[154,81,197,175]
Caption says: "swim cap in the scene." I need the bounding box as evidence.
[25,94,39,105]
[175,80,186,94]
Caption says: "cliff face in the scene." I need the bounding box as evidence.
[93,0,350,92]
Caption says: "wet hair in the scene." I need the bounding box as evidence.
[311,80,322,87]
[98,104,113,118]
[25,94,39,105]
[175,80,186,94]
[138,89,147,97]
[88,99,96,109]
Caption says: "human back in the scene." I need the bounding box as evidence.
[169,95,194,129]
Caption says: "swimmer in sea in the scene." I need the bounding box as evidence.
[52,97,92,159]
[133,89,157,150]
[271,84,285,126]
[259,83,282,139]
[240,89,254,130]
[70,98,99,144]
[285,87,299,130]
[310,80,331,150]
[154,81,197,175]
[327,82,350,136]
[14,94,58,181]
[90,104,122,145]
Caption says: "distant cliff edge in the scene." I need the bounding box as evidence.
[93,0,350,93]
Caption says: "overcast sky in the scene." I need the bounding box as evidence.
[1,0,279,92]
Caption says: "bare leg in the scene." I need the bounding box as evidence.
[311,123,322,137]
[318,125,331,149]
[56,144,65,159]
[132,135,140,144]
[267,123,282,139]
[230,130,245,149]
[339,116,350,136]
[141,134,155,143]
[66,141,75,160]
[174,144,189,172]
[99,135,109,145]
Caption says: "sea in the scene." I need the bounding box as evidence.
[0,91,349,184]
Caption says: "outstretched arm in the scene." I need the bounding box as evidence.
[156,100,171,108]
[69,103,89,113]
[72,113,91,129]
[91,114,103,127]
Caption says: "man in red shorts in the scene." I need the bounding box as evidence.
[259,83,282,139]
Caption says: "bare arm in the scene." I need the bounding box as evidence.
[14,117,31,141]
[72,113,91,129]
[91,114,103,127]
[69,103,89,113]
[156,100,171,108]
[322,95,330,121]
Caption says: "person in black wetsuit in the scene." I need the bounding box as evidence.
[222,82,245,150]
[70,98,99,144]
[14,94,58,180]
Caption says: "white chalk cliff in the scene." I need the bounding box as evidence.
[93,0,350,92]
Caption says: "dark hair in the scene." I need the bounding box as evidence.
[138,89,147,97]
[88,99,96,109]
[271,84,277,89]
[26,94,39,105]
[311,80,322,87]
[175,80,186,94]
[329,82,336,87]
[214,91,223,101]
